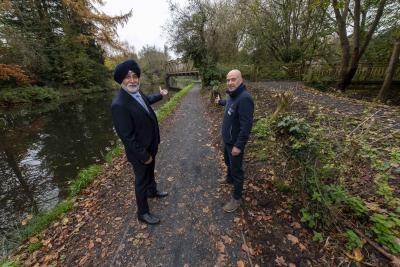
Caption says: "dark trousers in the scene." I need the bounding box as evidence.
[131,157,157,215]
[223,143,245,200]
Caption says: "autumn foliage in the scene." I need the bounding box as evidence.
[0,0,132,89]
[0,64,34,86]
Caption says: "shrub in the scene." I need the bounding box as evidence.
[0,86,60,105]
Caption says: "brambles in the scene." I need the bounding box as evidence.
[252,111,400,253]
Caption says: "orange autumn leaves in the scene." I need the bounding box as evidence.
[0,64,34,85]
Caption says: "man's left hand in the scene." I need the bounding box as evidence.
[231,146,241,156]
[159,86,168,96]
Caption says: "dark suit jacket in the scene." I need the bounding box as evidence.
[111,88,163,163]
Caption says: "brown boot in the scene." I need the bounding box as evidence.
[223,198,241,213]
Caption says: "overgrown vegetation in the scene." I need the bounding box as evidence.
[251,101,400,256]
[0,86,60,106]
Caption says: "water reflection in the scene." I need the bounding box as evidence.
[0,85,173,246]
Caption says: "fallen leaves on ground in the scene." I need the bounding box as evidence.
[275,255,287,266]
[344,248,364,262]
[287,234,299,245]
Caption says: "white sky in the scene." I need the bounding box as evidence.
[99,0,187,57]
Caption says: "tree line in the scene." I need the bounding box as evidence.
[1,0,398,102]
[0,0,133,89]
[0,0,170,103]
[166,0,399,101]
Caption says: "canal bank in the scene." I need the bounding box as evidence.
[4,81,247,267]
[0,82,187,260]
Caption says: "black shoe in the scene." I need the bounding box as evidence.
[148,191,169,198]
[138,213,160,225]
[217,176,233,184]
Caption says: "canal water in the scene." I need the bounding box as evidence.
[0,84,175,250]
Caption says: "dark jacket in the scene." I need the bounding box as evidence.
[219,83,254,150]
[111,88,162,163]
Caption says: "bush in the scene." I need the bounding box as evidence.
[0,86,60,105]
[200,65,226,86]
[275,114,317,159]
[253,117,273,140]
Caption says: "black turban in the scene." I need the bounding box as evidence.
[113,59,141,84]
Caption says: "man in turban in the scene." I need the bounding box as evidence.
[111,59,169,225]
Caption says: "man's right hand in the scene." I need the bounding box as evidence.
[144,155,153,164]
[215,95,220,104]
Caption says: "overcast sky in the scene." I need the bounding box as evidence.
[99,0,187,57]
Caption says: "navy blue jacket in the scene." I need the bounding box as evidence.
[111,88,162,163]
[219,84,254,150]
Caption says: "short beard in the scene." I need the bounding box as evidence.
[122,83,139,93]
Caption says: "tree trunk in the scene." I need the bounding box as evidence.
[333,0,387,92]
[377,38,400,102]
[332,0,351,91]
[337,66,358,91]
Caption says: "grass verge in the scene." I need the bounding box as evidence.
[1,81,195,266]
[156,82,194,122]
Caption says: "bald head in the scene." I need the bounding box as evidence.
[226,69,243,91]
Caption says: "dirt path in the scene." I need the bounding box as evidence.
[15,81,399,267]
[16,84,249,267]
[110,84,244,266]
[252,81,400,130]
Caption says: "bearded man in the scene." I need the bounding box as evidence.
[111,59,168,225]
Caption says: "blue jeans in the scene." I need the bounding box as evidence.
[223,143,244,200]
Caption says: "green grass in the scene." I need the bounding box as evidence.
[27,241,43,253]
[0,260,20,267]
[156,82,194,122]
[105,145,124,162]
[273,178,291,193]
[18,200,73,242]
[69,164,103,197]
